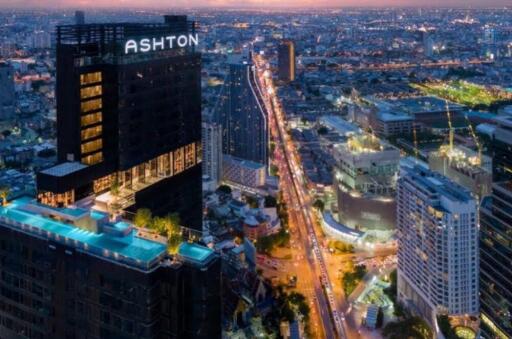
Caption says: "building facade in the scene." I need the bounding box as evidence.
[217,54,268,167]
[397,163,479,325]
[202,121,223,186]
[36,16,202,229]
[0,198,221,339]
[0,62,15,120]
[333,134,400,234]
[480,116,512,338]
[278,40,295,82]
[222,154,266,189]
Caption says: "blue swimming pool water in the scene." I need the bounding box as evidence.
[178,242,214,263]
[0,198,167,265]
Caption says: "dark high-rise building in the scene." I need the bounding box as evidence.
[0,198,221,339]
[0,62,15,120]
[278,40,295,82]
[36,16,202,229]
[217,53,268,167]
[480,115,512,338]
[75,10,85,25]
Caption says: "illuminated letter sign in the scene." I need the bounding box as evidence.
[124,33,199,54]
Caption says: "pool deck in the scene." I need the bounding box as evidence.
[0,197,167,270]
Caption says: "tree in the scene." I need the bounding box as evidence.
[312,199,325,212]
[166,213,182,253]
[0,187,9,206]
[217,184,232,195]
[134,208,152,228]
[264,195,277,208]
[383,317,433,339]
[317,126,329,135]
[437,315,458,339]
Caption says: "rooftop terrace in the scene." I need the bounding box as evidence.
[0,197,167,271]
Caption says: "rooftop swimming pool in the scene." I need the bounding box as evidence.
[178,242,214,265]
[0,198,167,270]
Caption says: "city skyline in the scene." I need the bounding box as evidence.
[0,0,510,9]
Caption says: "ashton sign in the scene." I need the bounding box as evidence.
[124,33,199,54]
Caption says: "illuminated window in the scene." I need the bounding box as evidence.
[82,151,103,165]
[81,139,102,155]
[196,141,202,163]
[185,143,196,169]
[93,174,113,193]
[174,147,184,174]
[37,190,74,207]
[80,85,102,99]
[80,72,102,85]
[81,112,102,127]
[81,98,102,113]
[81,125,102,141]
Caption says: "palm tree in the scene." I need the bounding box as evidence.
[0,187,10,206]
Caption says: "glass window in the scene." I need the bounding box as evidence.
[81,112,102,127]
[81,125,102,141]
[81,139,102,155]
[81,98,102,113]
[82,151,103,165]
[80,72,102,85]
[80,85,102,99]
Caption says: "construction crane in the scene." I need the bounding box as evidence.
[464,113,482,166]
[446,100,454,153]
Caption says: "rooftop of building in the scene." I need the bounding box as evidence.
[0,197,167,271]
[39,161,88,177]
[223,154,265,170]
[400,164,474,203]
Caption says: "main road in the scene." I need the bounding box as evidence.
[252,55,355,339]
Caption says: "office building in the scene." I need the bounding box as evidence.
[278,40,295,82]
[480,115,512,338]
[333,134,400,235]
[223,154,266,189]
[217,53,268,167]
[75,10,85,25]
[36,16,202,229]
[397,163,479,325]
[0,197,221,338]
[202,121,223,186]
[0,62,15,120]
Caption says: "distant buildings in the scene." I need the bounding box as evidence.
[223,154,266,189]
[0,62,15,120]
[75,10,85,25]
[397,163,479,325]
[278,40,295,82]
[202,121,223,186]
[333,134,400,234]
[218,53,268,167]
[480,115,512,338]
[0,198,221,338]
[37,16,203,229]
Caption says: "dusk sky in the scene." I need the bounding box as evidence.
[0,0,509,9]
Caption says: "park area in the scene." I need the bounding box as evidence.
[412,80,512,110]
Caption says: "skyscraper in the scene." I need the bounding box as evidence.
[278,40,295,82]
[0,198,221,338]
[397,163,479,325]
[217,53,268,167]
[37,15,202,229]
[75,10,85,25]
[202,121,223,185]
[0,62,15,120]
[480,115,512,338]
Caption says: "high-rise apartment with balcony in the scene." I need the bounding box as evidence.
[217,53,268,167]
[480,115,512,339]
[36,15,202,229]
[397,163,479,325]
